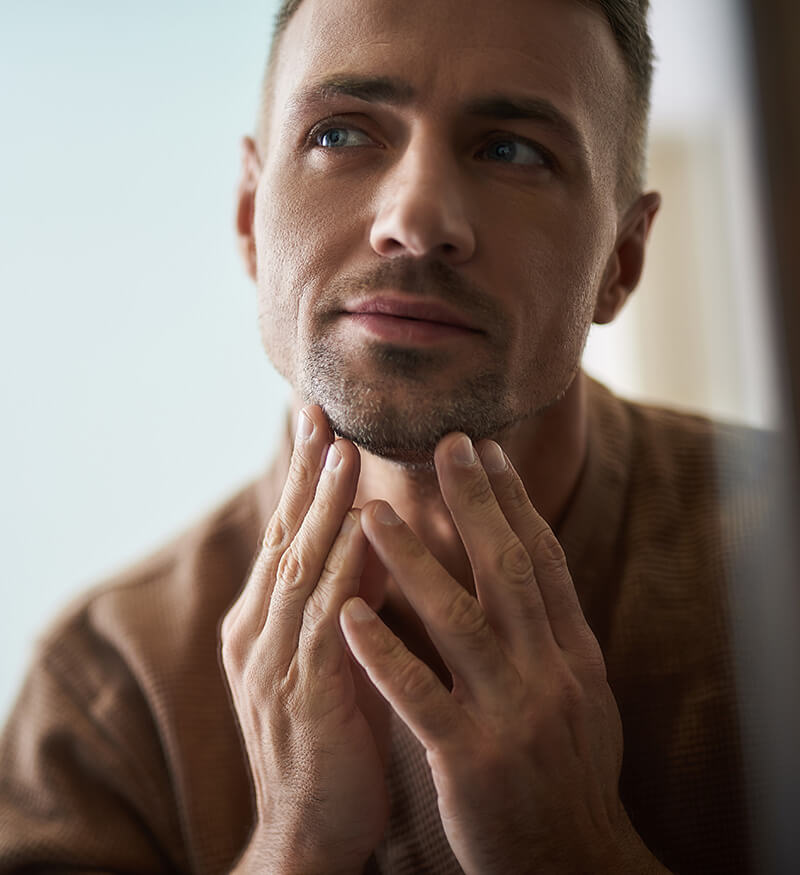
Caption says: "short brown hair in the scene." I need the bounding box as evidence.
[257,0,654,207]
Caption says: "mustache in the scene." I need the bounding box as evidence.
[323,257,508,335]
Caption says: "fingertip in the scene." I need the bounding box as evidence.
[434,432,477,469]
[369,500,403,527]
[341,596,376,626]
[477,439,508,474]
[335,436,361,467]
[295,408,315,443]
[297,404,333,439]
[321,439,362,482]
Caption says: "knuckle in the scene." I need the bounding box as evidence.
[299,623,339,679]
[320,550,341,581]
[404,532,429,562]
[242,654,270,692]
[318,545,356,590]
[559,674,587,718]
[534,527,567,569]
[276,547,305,592]
[299,505,331,546]
[460,472,496,510]
[263,511,291,552]
[496,536,533,585]
[546,664,586,718]
[505,479,532,515]
[219,613,248,670]
[289,442,323,490]
[394,651,439,704]
[444,590,488,639]
[302,588,329,628]
[219,634,242,672]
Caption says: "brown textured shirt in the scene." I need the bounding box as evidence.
[0,379,772,873]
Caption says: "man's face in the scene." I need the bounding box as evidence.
[253,0,628,465]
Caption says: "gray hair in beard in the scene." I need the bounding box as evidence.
[300,341,519,469]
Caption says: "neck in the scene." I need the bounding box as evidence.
[290,370,588,590]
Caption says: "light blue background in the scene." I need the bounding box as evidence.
[0,0,285,717]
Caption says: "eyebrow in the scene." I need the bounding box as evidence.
[287,75,586,156]
[287,75,416,113]
[463,95,586,156]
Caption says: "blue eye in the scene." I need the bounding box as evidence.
[482,139,549,167]
[315,127,371,148]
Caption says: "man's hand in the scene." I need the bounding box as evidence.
[221,407,389,875]
[339,434,669,874]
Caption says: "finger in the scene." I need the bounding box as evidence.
[297,508,369,677]
[340,597,464,752]
[227,405,332,639]
[264,438,361,668]
[434,433,554,657]
[360,501,510,697]
[476,439,598,659]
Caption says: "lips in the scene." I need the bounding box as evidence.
[342,295,482,333]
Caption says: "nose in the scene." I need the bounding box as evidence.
[369,139,476,264]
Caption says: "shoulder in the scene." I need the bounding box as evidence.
[36,478,266,707]
[4,479,271,868]
[581,376,783,596]
[587,377,777,505]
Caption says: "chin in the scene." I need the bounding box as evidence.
[301,369,519,468]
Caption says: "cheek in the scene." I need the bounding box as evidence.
[255,166,365,308]
[256,175,313,294]
[254,176,322,342]
[492,219,608,371]
[253,161,373,380]
[501,222,602,318]
[252,175,310,378]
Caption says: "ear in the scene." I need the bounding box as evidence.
[236,136,262,282]
[594,191,661,325]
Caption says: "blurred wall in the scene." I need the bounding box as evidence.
[583,0,778,428]
[0,0,776,718]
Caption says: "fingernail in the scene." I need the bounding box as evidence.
[450,434,476,466]
[374,502,402,526]
[345,597,375,623]
[325,442,342,472]
[481,441,507,473]
[296,410,314,443]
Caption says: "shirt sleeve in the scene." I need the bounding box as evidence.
[0,633,186,873]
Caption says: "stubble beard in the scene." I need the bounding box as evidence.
[265,255,578,467]
[299,339,521,469]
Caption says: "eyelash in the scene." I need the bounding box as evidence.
[305,118,372,150]
[305,120,557,172]
[478,133,557,171]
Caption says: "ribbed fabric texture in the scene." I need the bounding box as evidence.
[0,378,772,873]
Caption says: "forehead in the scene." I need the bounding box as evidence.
[269,0,626,155]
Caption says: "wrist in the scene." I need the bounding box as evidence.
[230,825,367,875]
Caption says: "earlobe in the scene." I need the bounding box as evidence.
[594,191,661,325]
[236,136,262,282]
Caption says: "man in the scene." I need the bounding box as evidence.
[0,0,767,872]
